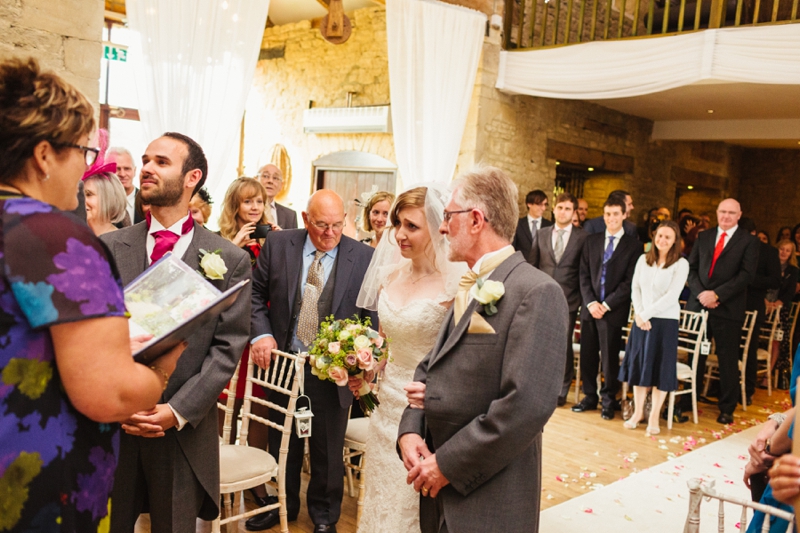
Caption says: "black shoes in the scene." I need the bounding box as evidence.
[244,496,297,532]
[314,525,337,533]
[717,413,734,425]
[571,398,598,412]
[661,405,689,423]
[601,407,615,420]
[557,396,567,407]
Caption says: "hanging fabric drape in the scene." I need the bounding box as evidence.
[127,0,270,195]
[386,0,486,187]
[496,24,800,100]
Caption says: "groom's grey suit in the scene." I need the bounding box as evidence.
[103,221,252,532]
[398,251,568,533]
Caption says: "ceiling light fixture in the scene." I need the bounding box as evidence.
[707,109,714,114]
[588,167,594,171]
[555,161,560,165]
[687,185,694,190]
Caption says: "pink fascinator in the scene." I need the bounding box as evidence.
[82,128,117,180]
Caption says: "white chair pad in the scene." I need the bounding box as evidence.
[572,343,581,355]
[676,362,693,380]
[345,417,370,444]
[220,444,277,485]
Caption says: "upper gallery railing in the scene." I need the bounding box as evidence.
[503,0,799,49]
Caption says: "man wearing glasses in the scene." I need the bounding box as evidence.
[257,163,298,229]
[248,189,376,533]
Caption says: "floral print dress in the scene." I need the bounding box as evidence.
[0,194,128,532]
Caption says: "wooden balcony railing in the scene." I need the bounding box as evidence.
[503,0,800,49]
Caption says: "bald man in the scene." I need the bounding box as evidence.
[257,163,298,229]
[248,190,376,533]
[687,198,759,425]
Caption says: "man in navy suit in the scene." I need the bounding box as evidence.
[512,189,552,260]
[573,195,641,420]
[249,190,376,533]
[687,199,759,424]
[583,190,638,240]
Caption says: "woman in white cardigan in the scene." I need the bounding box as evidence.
[620,220,689,435]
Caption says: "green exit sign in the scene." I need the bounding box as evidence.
[103,43,128,62]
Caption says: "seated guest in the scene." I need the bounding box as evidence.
[529,192,587,406]
[757,230,770,245]
[638,207,659,244]
[776,226,792,244]
[0,56,184,533]
[359,190,395,248]
[619,221,689,435]
[793,223,800,262]
[190,186,213,226]
[512,189,552,259]
[679,214,699,239]
[258,163,297,229]
[573,194,641,420]
[583,190,638,239]
[768,240,799,383]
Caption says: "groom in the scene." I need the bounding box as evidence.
[397,166,568,533]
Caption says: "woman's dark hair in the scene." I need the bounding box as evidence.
[645,220,682,268]
[0,57,95,183]
[777,226,792,243]
[792,223,800,246]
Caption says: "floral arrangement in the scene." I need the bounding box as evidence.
[308,315,389,415]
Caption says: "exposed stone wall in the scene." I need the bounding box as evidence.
[0,0,104,104]
[739,148,800,241]
[244,7,393,210]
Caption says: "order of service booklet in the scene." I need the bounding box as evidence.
[125,252,249,364]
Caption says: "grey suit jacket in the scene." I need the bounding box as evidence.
[250,229,377,408]
[397,252,568,533]
[102,222,252,519]
[528,225,587,312]
[275,202,298,229]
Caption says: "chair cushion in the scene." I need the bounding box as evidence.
[676,362,693,381]
[220,444,277,485]
[345,417,370,444]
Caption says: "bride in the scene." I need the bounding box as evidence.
[353,186,465,533]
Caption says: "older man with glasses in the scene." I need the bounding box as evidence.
[257,163,298,229]
[248,189,376,533]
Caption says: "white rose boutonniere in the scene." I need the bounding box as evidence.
[470,279,505,316]
[199,248,227,280]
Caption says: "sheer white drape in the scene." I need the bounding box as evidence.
[127,0,269,195]
[386,0,486,187]
[496,24,800,100]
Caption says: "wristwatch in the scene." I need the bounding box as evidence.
[764,438,774,456]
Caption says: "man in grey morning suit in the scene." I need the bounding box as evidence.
[529,192,587,406]
[249,190,376,533]
[104,134,251,533]
[398,166,568,533]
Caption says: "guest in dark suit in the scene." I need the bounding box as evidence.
[687,198,759,425]
[258,163,298,229]
[529,192,587,406]
[512,189,552,260]
[573,195,641,419]
[249,190,376,533]
[105,133,252,533]
[739,218,781,404]
[583,190,639,239]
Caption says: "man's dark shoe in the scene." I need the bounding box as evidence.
[314,525,337,533]
[661,405,688,423]
[610,399,622,411]
[697,395,716,404]
[571,398,598,412]
[245,502,297,532]
[248,491,274,509]
[717,412,734,425]
[601,407,615,420]
[557,396,567,407]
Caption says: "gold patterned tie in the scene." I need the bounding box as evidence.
[297,250,326,346]
[453,247,516,324]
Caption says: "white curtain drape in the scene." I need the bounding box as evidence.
[386,0,486,187]
[127,0,269,195]
[496,24,800,100]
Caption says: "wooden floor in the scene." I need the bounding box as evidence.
[135,385,790,533]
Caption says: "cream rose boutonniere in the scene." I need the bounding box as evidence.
[199,249,227,280]
[470,279,505,316]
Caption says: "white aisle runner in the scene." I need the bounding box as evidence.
[540,425,762,533]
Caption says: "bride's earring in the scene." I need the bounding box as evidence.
[40,173,50,182]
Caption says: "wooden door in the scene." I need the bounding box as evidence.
[319,170,395,239]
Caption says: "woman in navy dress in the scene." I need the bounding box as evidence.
[620,220,689,435]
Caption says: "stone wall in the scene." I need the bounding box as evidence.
[0,0,104,104]
[243,7,393,210]
[739,148,800,241]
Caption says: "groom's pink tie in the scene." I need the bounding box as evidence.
[147,212,194,263]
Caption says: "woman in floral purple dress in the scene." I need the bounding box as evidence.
[0,58,185,532]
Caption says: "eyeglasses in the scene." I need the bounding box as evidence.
[50,141,100,165]
[442,208,489,223]
[309,219,345,232]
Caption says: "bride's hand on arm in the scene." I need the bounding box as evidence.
[405,381,426,409]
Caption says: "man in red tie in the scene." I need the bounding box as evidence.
[687,198,759,425]
[102,133,252,533]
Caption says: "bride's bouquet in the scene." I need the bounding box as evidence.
[308,315,389,415]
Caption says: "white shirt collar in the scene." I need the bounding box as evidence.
[553,223,572,235]
[148,213,191,236]
[718,225,738,238]
[605,227,625,240]
[527,214,542,224]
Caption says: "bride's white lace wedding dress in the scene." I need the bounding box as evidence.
[356,293,449,533]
